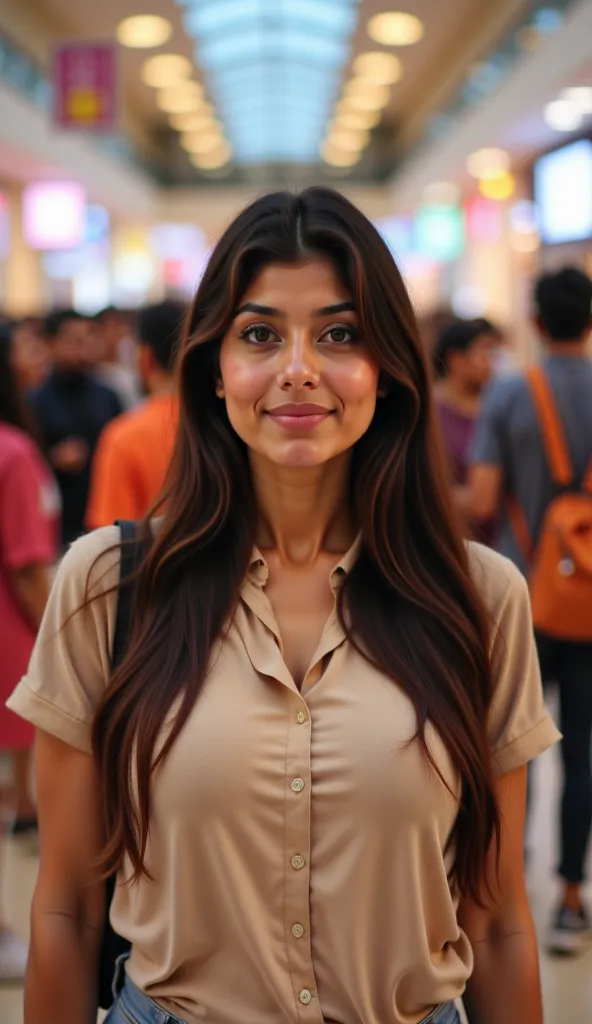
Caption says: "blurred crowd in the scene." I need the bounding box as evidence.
[0,263,591,976]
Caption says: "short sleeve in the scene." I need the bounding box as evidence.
[470,379,508,469]
[0,445,55,569]
[6,526,121,753]
[486,559,561,774]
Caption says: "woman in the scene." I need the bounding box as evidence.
[9,190,558,1024]
[433,319,500,545]
[0,330,58,978]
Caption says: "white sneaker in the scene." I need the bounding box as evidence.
[0,929,28,983]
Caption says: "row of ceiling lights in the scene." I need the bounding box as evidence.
[116,14,230,169]
[115,9,425,172]
[323,11,424,168]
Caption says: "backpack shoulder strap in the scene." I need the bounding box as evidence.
[112,519,142,670]
[525,366,574,487]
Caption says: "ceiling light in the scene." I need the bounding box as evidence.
[327,128,370,152]
[190,142,232,170]
[544,99,584,132]
[342,86,391,112]
[321,141,363,167]
[170,112,216,133]
[466,147,510,179]
[344,79,391,100]
[560,87,592,116]
[116,15,172,49]
[367,12,424,46]
[157,83,206,114]
[478,171,516,201]
[333,107,382,130]
[181,128,225,154]
[353,51,403,85]
[141,55,193,88]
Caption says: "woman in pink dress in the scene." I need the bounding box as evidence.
[0,327,59,979]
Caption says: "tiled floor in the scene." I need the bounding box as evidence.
[1,735,591,1023]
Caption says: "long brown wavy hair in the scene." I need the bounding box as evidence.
[91,187,499,901]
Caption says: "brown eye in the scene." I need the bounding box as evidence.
[241,323,275,344]
[324,325,358,345]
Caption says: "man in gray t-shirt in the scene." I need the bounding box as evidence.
[471,354,592,573]
[470,266,592,955]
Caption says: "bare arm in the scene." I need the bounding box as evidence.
[25,730,106,1024]
[467,464,503,522]
[458,766,543,1024]
[9,564,50,630]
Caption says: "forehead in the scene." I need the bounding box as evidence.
[239,259,351,313]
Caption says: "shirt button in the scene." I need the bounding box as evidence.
[297,711,307,724]
[291,854,305,871]
[291,777,305,793]
[292,923,305,939]
[299,989,313,1005]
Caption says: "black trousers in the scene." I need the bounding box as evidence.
[536,634,592,885]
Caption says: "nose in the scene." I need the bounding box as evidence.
[277,330,320,391]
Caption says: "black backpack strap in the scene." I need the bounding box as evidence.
[98,519,144,1011]
[112,519,141,670]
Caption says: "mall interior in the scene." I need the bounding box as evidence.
[0,0,591,1022]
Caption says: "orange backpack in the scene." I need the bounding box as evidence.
[508,366,592,642]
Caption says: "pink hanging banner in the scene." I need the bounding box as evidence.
[54,43,117,132]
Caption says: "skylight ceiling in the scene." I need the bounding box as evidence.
[177,0,360,165]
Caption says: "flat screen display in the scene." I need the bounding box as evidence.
[534,139,592,245]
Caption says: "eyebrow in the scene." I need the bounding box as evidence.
[234,301,356,318]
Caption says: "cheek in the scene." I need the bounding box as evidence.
[220,353,269,406]
[330,358,380,409]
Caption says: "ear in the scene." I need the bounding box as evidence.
[215,378,225,399]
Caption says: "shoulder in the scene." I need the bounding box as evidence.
[482,373,528,410]
[86,375,120,403]
[59,525,122,598]
[466,541,527,621]
[96,407,139,446]
[0,425,41,474]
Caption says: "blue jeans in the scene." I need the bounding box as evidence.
[105,955,461,1024]
[421,1002,461,1024]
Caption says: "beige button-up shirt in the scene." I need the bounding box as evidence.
[8,527,559,1024]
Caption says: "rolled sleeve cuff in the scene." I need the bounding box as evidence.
[493,712,561,775]
[6,679,92,754]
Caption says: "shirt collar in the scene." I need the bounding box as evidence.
[247,534,362,593]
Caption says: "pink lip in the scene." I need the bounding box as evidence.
[266,403,333,431]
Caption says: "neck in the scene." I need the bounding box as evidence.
[250,451,356,565]
[546,340,588,357]
[149,374,175,397]
[434,377,480,416]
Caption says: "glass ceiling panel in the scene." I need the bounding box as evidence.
[177,0,359,165]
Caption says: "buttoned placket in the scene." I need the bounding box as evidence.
[239,554,350,1021]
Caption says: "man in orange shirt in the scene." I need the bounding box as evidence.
[86,302,185,529]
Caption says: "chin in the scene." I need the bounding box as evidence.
[266,441,334,469]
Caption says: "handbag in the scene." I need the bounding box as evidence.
[97,519,146,1009]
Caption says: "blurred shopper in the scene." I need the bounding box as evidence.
[30,310,122,549]
[9,190,557,1024]
[10,317,51,392]
[470,267,592,955]
[433,319,500,543]
[86,301,183,529]
[92,306,141,410]
[0,332,58,979]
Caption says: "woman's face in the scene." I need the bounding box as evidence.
[218,259,381,469]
